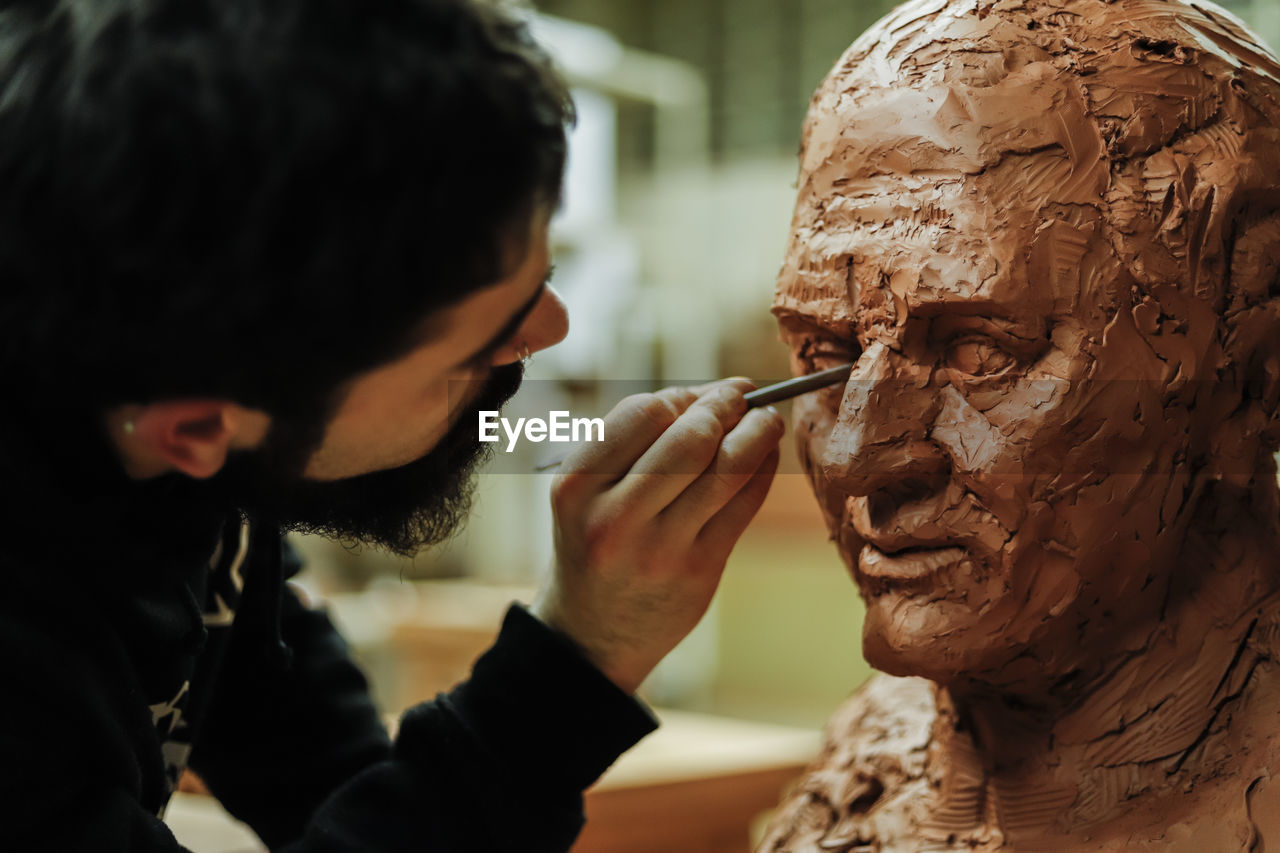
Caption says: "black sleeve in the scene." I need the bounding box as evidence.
[187,581,396,846]
[0,552,654,852]
[197,593,657,852]
[0,582,198,853]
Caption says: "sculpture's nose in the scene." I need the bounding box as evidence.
[820,340,946,497]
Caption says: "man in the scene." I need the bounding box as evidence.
[0,0,784,850]
[758,0,1280,849]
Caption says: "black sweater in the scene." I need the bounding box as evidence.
[0,504,657,852]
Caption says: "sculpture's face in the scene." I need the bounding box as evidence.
[777,60,1198,685]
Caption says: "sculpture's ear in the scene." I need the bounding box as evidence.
[1252,327,1280,454]
[1218,207,1280,465]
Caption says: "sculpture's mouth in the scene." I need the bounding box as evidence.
[857,542,965,588]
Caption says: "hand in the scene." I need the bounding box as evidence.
[531,379,785,694]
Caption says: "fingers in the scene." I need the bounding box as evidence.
[628,382,752,477]
[607,381,756,519]
[663,405,784,527]
[554,386,697,490]
[551,380,748,518]
[684,376,752,398]
[540,378,779,697]
[696,446,780,551]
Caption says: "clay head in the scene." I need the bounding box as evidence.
[777,0,1280,690]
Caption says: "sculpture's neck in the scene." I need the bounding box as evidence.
[933,523,1280,845]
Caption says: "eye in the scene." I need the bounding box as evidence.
[779,317,861,379]
[945,335,1015,377]
[798,334,860,374]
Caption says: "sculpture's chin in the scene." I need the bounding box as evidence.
[851,554,1031,686]
[858,591,1004,683]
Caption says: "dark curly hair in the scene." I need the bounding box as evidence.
[0,0,572,419]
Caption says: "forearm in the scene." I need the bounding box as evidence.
[200,602,654,852]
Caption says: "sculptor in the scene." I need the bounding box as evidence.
[760,0,1280,849]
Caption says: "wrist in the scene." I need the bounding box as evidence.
[529,597,649,695]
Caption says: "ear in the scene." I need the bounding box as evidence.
[1211,206,1280,473]
[127,400,242,479]
[1212,299,1280,486]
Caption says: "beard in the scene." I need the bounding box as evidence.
[209,361,525,555]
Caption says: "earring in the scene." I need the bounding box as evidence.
[123,420,136,435]
[519,342,532,361]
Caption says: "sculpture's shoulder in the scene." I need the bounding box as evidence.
[756,674,943,852]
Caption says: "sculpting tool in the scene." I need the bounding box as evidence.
[742,362,853,408]
[533,362,853,471]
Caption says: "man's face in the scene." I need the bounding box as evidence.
[214,212,568,554]
[777,63,1195,686]
[301,212,563,481]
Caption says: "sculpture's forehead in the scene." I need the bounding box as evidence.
[801,49,1104,208]
[775,0,1280,331]
[823,0,1279,92]
[776,44,1110,329]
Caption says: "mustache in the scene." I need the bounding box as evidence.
[825,474,1014,567]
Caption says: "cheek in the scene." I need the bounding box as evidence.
[431,376,467,419]
[975,383,1186,571]
[385,376,476,459]
[793,395,847,525]
[928,384,1051,533]
[792,395,838,469]
[430,366,492,417]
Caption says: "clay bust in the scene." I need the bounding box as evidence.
[760,0,1280,849]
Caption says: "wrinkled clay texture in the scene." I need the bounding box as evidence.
[762,0,1280,849]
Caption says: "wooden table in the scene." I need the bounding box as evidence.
[576,709,818,852]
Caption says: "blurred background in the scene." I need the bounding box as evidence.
[168,1,1280,850]
[290,0,1280,727]
[297,0,953,732]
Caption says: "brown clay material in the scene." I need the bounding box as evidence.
[761,0,1280,849]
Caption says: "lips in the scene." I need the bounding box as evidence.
[858,542,965,581]
[841,486,997,592]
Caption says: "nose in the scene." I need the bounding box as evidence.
[492,285,570,365]
[820,340,945,496]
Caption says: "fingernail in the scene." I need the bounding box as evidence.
[716,383,745,402]
[760,406,785,434]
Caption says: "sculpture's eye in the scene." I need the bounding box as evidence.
[803,335,860,374]
[944,335,1015,377]
[779,317,860,383]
